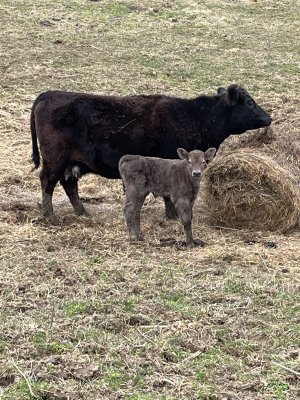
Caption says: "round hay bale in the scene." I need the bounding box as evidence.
[201,151,300,232]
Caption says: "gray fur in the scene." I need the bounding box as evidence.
[119,147,216,247]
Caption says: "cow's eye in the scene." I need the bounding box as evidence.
[249,100,255,107]
[188,160,192,164]
[203,160,206,165]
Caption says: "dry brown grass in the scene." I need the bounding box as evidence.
[0,0,300,399]
[201,150,300,232]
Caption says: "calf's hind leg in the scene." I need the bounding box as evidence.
[60,178,88,216]
[124,191,146,241]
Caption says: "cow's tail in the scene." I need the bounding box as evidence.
[30,91,55,170]
[30,105,40,170]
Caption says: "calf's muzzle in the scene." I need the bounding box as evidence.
[192,171,202,177]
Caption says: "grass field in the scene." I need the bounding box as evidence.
[0,0,300,399]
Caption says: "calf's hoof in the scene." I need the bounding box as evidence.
[129,234,144,243]
[43,211,55,220]
[186,239,206,248]
[159,237,177,247]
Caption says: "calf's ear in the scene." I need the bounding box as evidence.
[177,148,189,160]
[226,84,240,106]
[204,147,216,163]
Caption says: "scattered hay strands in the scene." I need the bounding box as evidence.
[202,150,300,233]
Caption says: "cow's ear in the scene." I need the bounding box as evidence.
[204,147,216,163]
[177,148,189,160]
[226,84,239,106]
[217,87,226,94]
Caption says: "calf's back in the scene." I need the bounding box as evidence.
[119,155,197,199]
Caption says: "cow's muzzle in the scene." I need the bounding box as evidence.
[263,115,272,126]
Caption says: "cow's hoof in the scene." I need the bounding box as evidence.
[185,239,205,248]
[77,210,90,217]
[43,215,60,225]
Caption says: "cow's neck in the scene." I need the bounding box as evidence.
[189,95,231,149]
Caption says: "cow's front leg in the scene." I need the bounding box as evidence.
[60,178,88,216]
[163,197,178,220]
[124,193,145,241]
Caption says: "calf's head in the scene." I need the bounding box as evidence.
[218,84,272,134]
[177,147,216,178]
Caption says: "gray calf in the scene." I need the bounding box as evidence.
[119,147,216,247]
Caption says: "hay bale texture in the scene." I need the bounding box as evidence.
[201,151,300,232]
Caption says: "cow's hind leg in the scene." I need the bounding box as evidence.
[124,191,146,241]
[163,197,178,220]
[40,165,61,218]
[60,178,88,216]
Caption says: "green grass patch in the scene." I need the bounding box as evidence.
[29,331,72,354]
[98,367,131,390]
[161,291,189,312]
[65,301,91,316]
[2,379,50,400]
[265,378,290,400]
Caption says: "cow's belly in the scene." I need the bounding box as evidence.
[99,141,122,170]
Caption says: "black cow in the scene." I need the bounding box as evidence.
[30,84,271,217]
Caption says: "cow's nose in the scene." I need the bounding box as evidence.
[192,171,202,177]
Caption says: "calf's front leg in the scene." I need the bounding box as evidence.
[175,198,195,247]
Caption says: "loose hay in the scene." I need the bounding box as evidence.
[202,150,300,232]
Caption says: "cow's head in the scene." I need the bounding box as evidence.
[177,147,216,178]
[217,84,272,134]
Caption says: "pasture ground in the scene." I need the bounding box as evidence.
[0,1,299,399]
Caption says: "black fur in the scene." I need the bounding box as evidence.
[30,85,271,215]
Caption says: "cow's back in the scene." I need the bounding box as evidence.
[34,91,167,119]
